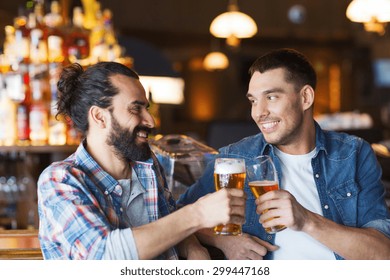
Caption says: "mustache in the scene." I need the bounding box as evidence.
[133,125,152,135]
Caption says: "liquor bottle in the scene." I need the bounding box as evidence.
[66,7,90,63]
[44,1,65,63]
[29,64,49,146]
[66,120,82,146]
[48,63,66,145]
[89,2,106,63]
[0,75,17,146]
[16,64,31,146]
[13,7,31,65]
[103,9,116,46]
[81,0,99,30]
[3,25,17,67]
[29,8,48,64]
[102,9,122,61]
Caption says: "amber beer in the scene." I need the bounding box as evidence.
[249,180,286,233]
[213,158,245,235]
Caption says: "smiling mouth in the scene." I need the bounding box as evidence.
[136,131,148,138]
[260,121,280,131]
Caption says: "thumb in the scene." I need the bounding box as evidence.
[253,236,279,251]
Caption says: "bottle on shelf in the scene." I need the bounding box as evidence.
[3,25,17,69]
[29,8,48,64]
[13,6,31,65]
[89,2,106,64]
[0,75,17,146]
[44,0,65,63]
[29,64,49,146]
[66,120,82,146]
[48,63,67,145]
[16,64,32,146]
[65,6,90,64]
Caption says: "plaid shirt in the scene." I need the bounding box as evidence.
[37,141,178,260]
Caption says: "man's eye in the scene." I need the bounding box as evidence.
[248,99,256,105]
[267,95,277,101]
[130,106,142,114]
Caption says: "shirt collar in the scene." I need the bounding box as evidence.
[314,121,328,157]
[74,139,119,195]
[259,121,327,157]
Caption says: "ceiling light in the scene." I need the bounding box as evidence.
[210,0,257,47]
[203,52,229,71]
[140,76,185,105]
[346,0,390,35]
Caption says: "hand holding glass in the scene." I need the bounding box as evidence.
[213,157,245,235]
[246,155,286,234]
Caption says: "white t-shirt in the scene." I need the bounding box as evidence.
[273,148,335,260]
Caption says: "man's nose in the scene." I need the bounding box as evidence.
[254,101,269,120]
[142,110,155,128]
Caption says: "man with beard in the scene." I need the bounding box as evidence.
[37,62,246,260]
[177,48,390,259]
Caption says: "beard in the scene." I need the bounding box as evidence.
[106,114,152,162]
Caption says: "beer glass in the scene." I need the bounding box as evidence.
[213,157,246,235]
[246,155,286,234]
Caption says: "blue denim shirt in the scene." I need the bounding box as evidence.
[177,122,390,260]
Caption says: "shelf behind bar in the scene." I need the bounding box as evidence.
[0,145,79,154]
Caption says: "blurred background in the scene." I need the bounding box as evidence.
[0,0,389,230]
[1,0,390,143]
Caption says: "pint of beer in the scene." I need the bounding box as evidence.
[213,157,246,235]
[247,156,286,234]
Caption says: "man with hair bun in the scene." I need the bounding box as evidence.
[37,62,246,260]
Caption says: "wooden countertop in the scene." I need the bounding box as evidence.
[0,229,43,260]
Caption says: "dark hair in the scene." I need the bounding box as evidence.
[249,48,317,91]
[57,61,139,133]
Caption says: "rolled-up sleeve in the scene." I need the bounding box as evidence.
[362,219,390,239]
[103,228,139,260]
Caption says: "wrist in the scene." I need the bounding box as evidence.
[302,211,321,234]
[183,203,203,232]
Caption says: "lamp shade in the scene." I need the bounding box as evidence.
[140,76,184,105]
[203,52,229,71]
[210,11,258,38]
[346,0,390,23]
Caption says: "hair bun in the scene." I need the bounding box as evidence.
[57,63,84,118]
[57,63,83,95]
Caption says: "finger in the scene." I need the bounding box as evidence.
[243,241,267,257]
[257,199,285,214]
[260,215,285,230]
[226,188,246,198]
[258,207,284,222]
[251,235,280,252]
[229,196,246,207]
[229,204,246,217]
[229,214,245,225]
[246,250,265,260]
[257,189,290,204]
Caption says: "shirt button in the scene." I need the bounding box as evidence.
[267,235,272,240]
[346,192,351,197]
[315,174,320,178]
[120,207,123,212]
[324,205,329,210]
[104,191,109,195]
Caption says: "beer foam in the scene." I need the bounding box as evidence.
[215,160,245,174]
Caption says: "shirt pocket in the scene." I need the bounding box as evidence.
[328,179,359,227]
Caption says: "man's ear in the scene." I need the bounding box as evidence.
[89,106,108,129]
[300,85,314,111]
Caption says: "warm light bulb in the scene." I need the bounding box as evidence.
[203,52,229,71]
[210,11,258,39]
[346,0,390,34]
